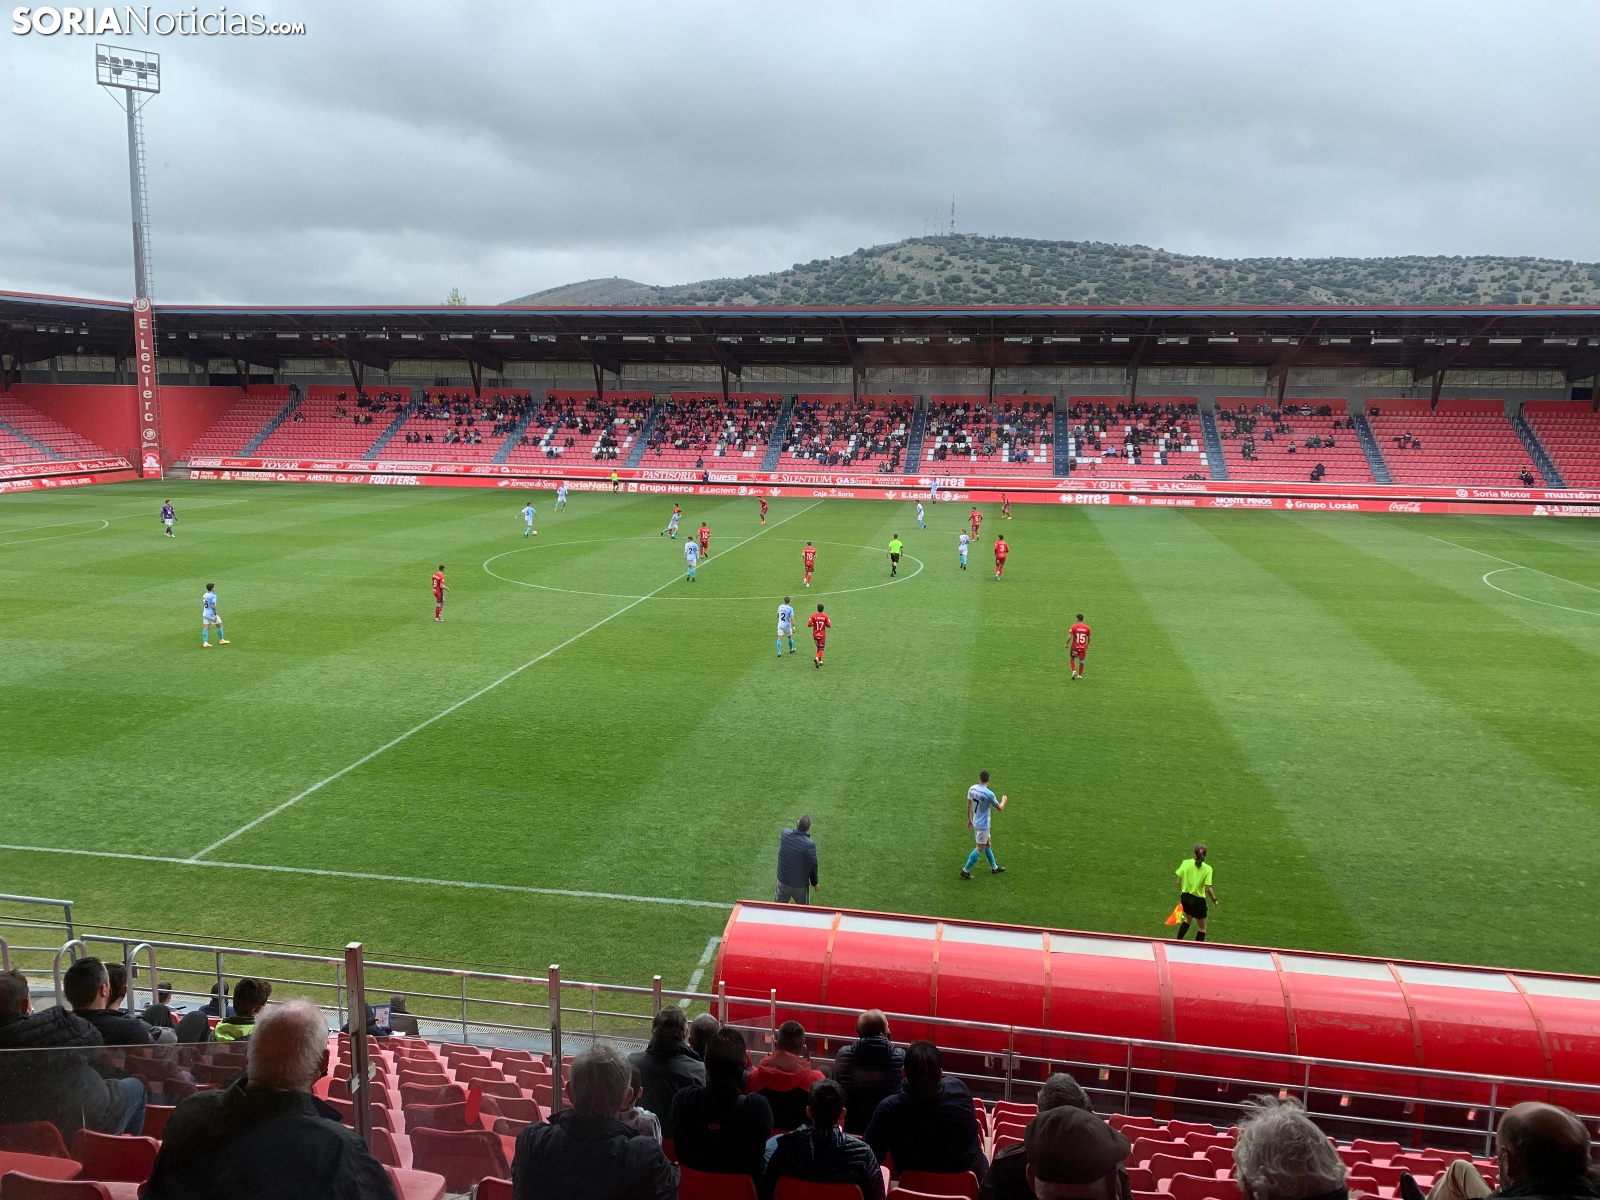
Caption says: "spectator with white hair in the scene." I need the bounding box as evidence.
[513,1042,678,1199]
[1232,1097,1347,1200]
[144,998,396,1200]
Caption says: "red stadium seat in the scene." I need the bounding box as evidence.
[476,1178,513,1200]
[678,1165,761,1199]
[1131,1139,1188,1167]
[400,1082,466,1109]
[773,1180,865,1200]
[0,1129,70,1161]
[0,1159,82,1185]
[384,1165,446,1200]
[1148,1154,1211,1184]
[403,1101,472,1133]
[140,1106,175,1141]
[69,1134,158,1184]
[0,1179,139,1200]
[898,1169,979,1197]
[1165,1174,1240,1200]
[408,1127,509,1195]
[370,1127,411,1169]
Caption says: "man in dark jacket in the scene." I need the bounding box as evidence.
[0,968,144,1138]
[143,999,396,1200]
[864,1040,986,1181]
[66,958,153,1047]
[1396,1101,1599,1200]
[833,1009,904,1134]
[978,1073,1094,1200]
[670,1027,773,1183]
[628,1006,705,1123]
[776,816,819,904]
[513,1043,677,1199]
[762,1079,884,1200]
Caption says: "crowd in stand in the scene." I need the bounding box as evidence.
[529,393,651,460]
[784,399,911,471]
[1216,403,1353,483]
[400,391,534,447]
[1065,400,1197,472]
[6,965,1599,1200]
[647,396,779,459]
[925,399,1052,466]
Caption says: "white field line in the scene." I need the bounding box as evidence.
[0,843,731,910]
[188,500,824,861]
[1426,533,1600,615]
[679,935,723,1008]
[0,499,249,545]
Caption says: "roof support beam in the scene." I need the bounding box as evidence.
[1126,317,1155,405]
[1412,319,1499,405]
[1266,318,1322,405]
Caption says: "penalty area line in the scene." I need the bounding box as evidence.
[0,844,733,911]
[187,499,824,862]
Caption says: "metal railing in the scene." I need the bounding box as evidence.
[24,930,1600,1156]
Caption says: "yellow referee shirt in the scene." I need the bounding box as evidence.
[1176,857,1213,896]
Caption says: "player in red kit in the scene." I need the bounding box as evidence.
[970,507,983,536]
[994,535,1009,580]
[698,522,711,558]
[432,565,449,622]
[759,496,768,525]
[802,541,817,587]
[1067,613,1091,679]
[807,603,831,668]
[1001,493,1012,519]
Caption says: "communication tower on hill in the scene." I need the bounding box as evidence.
[950,196,956,236]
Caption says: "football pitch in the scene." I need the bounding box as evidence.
[3,480,1600,994]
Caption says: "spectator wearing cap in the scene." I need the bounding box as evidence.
[761,1078,884,1200]
[863,1040,987,1181]
[1022,1104,1131,1200]
[670,1027,773,1183]
[746,1020,825,1132]
[833,1009,904,1134]
[979,1074,1100,1200]
[1232,1097,1347,1200]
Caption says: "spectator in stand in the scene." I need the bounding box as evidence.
[1397,1102,1595,1200]
[618,1064,663,1142]
[0,967,146,1138]
[203,981,234,1019]
[978,1074,1098,1200]
[746,1020,825,1132]
[514,1043,677,1200]
[1232,1097,1346,1200]
[628,1005,706,1123]
[1019,1103,1131,1200]
[144,998,395,1200]
[65,957,152,1047]
[689,1012,722,1063]
[387,994,420,1036]
[670,1026,773,1183]
[142,984,179,1034]
[864,1039,987,1181]
[776,815,819,905]
[761,1078,884,1200]
[834,1009,904,1134]
[216,977,272,1042]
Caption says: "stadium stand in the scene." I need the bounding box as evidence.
[768,394,913,474]
[387,390,536,462]
[1062,396,1204,479]
[1213,399,1374,484]
[643,392,784,469]
[0,398,114,463]
[179,386,293,458]
[250,385,412,460]
[1523,401,1600,486]
[1364,400,1538,487]
[501,390,653,467]
[923,396,1054,475]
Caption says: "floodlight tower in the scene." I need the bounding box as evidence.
[96,45,165,476]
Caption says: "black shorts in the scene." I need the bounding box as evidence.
[890,553,901,563]
[1180,892,1207,921]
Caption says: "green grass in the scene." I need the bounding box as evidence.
[3,480,1599,1001]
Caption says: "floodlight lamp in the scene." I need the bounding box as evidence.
[96,44,160,94]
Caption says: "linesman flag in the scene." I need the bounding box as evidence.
[1164,902,1184,927]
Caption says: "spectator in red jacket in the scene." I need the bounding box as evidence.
[745,1021,825,1132]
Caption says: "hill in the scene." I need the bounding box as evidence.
[506,235,1600,308]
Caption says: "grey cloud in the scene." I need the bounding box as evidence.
[2,0,1597,304]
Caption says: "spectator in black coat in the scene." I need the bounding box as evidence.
[66,958,154,1048]
[776,816,820,905]
[864,1040,986,1181]
[628,1006,705,1124]
[761,1079,884,1200]
[513,1043,678,1200]
[141,985,179,1034]
[979,1074,1098,1200]
[833,1009,904,1134]
[144,999,395,1200]
[670,1027,773,1183]
[0,968,144,1139]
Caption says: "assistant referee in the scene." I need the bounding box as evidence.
[1174,842,1219,941]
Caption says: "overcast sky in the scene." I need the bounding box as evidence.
[2,1,1596,305]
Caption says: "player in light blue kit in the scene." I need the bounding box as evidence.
[684,536,699,582]
[960,769,1008,879]
[916,500,925,529]
[958,531,970,570]
[776,596,796,656]
[522,503,537,537]
[661,504,682,538]
[555,483,568,510]
[201,584,228,648]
